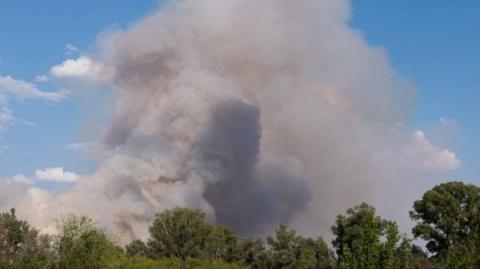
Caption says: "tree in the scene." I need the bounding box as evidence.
[296,236,334,269]
[238,237,269,269]
[126,239,150,257]
[267,225,297,268]
[0,208,32,264]
[331,203,410,269]
[147,207,243,261]
[127,256,181,269]
[148,208,212,260]
[8,233,55,269]
[0,208,54,268]
[407,245,432,269]
[410,181,480,264]
[205,225,241,262]
[147,208,212,260]
[443,235,480,269]
[267,224,333,269]
[54,214,126,269]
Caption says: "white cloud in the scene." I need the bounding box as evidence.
[35,167,80,183]
[440,118,457,127]
[50,56,92,78]
[373,130,460,173]
[50,56,113,82]
[12,174,35,185]
[407,130,461,171]
[0,76,67,133]
[65,142,101,152]
[65,44,80,54]
[34,75,50,83]
[0,76,67,102]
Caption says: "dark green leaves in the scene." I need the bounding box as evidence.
[332,203,410,269]
[410,181,480,266]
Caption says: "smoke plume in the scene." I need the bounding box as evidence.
[2,0,460,241]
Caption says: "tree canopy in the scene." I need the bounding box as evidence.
[410,181,480,267]
[0,208,53,268]
[1,180,480,268]
[54,214,127,269]
[331,203,410,269]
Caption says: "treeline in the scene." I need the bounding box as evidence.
[1,181,480,268]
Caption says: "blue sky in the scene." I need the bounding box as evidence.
[0,1,160,180]
[351,1,480,183]
[0,0,478,185]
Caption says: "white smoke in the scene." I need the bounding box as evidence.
[1,0,460,241]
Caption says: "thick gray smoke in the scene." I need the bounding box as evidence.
[2,0,460,241]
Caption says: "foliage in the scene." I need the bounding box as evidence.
[3,180,480,268]
[443,237,480,269]
[408,245,432,269]
[204,225,242,262]
[331,203,410,269]
[127,256,250,269]
[267,224,333,269]
[410,181,480,264]
[147,208,213,260]
[126,239,150,257]
[0,208,33,264]
[146,207,246,264]
[0,208,54,268]
[127,256,182,269]
[54,214,126,269]
[238,237,270,269]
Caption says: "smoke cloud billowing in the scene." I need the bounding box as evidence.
[1,0,460,241]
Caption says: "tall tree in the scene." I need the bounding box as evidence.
[0,208,32,264]
[267,225,297,269]
[332,203,409,269]
[126,239,150,257]
[0,208,54,268]
[147,207,239,261]
[148,208,213,260]
[205,225,241,262]
[238,237,270,269]
[54,214,126,269]
[410,181,480,264]
[267,224,333,269]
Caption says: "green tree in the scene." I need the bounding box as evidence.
[444,234,480,269]
[8,233,55,269]
[54,214,126,269]
[408,245,432,269]
[205,225,241,262]
[296,236,334,269]
[127,256,249,269]
[0,208,54,269]
[0,208,32,264]
[410,181,480,264]
[148,208,212,260]
[126,239,150,257]
[267,225,297,268]
[267,225,333,269]
[238,237,269,269]
[332,203,410,269]
[148,207,244,262]
[127,256,182,269]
